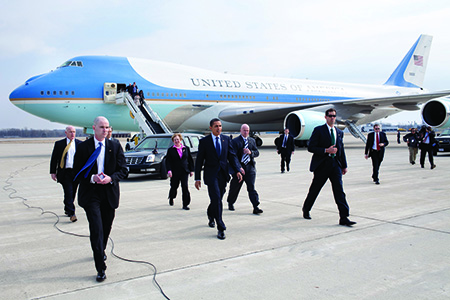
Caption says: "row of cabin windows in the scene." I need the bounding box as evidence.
[41,91,75,96]
[149,92,187,98]
[217,94,256,100]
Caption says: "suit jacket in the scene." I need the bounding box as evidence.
[231,135,259,167]
[308,124,347,172]
[276,134,295,153]
[418,130,436,149]
[195,134,241,185]
[73,138,128,209]
[365,131,389,158]
[50,138,82,181]
[166,146,194,174]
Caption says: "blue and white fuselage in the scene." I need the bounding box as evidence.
[9,34,450,139]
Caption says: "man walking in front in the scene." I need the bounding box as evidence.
[364,124,389,185]
[195,118,242,240]
[73,116,128,282]
[226,124,263,214]
[50,125,82,222]
[302,108,356,227]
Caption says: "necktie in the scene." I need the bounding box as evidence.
[376,133,380,151]
[60,140,73,169]
[74,142,103,180]
[215,136,221,157]
[242,138,250,165]
[282,135,287,147]
[330,128,336,158]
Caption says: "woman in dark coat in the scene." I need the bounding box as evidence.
[165,133,194,210]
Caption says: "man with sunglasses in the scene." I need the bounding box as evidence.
[302,108,356,227]
[364,124,389,184]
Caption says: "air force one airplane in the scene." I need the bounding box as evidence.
[9,34,450,145]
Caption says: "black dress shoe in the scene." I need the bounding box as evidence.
[228,204,235,211]
[96,270,106,282]
[303,211,311,219]
[339,218,357,226]
[169,198,174,206]
[431,164,436,169]
[208,219,215,228]
[253,207,263,214]
[375,180,380,185]
[182,206,190,210]
[217,230,226,240]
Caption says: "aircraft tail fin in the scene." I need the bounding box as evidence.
[384,34,432,88]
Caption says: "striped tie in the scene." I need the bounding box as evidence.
[242,138,250,165]
[59,140,73,169]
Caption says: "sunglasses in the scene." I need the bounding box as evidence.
[327,115,336,118]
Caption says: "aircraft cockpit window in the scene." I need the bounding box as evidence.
[58,60,83,68]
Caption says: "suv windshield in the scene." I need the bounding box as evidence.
[440,129,450,136]
[135,137,185,150]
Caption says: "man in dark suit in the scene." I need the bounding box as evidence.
[419,125,437,169]
[365,123,389,184]
[226,124,263,214]
[195,118,243,240]
[106,127,120,144]
[276,128,295,173]
[302,108,356,227]
[73,116,128,282]
[50,125,82,222]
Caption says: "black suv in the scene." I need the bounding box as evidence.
[434,128,450,155]
[125,133,204,179]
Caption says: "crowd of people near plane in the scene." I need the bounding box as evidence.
[49,109,441,282]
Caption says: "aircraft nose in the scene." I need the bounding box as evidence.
[9,73,47,104]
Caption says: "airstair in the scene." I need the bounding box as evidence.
[345,120,367,143]
[115,92,172,135]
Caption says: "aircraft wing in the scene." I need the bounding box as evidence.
[219,90,450,124]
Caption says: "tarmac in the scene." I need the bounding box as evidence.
[1,133,449,300]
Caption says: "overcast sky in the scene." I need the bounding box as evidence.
[1,0,450,129]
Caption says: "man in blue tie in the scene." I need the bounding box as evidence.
[226,124,263,214]
[195,118,243,240]
[276,128,295,173]
[73,116,128,282]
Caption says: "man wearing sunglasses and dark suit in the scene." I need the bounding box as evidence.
[302,108,356,227]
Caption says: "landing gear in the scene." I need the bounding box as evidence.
[250,132,263,147]
[254,136,263,147]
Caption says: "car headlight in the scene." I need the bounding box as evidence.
[146,154,156,162]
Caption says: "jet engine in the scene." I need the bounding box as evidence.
[284,110,325,140]
[421,98,450,128]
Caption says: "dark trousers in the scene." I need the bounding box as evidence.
[82,188,115,272]
[302,157,349,219]
[168,171,191,207]
[420,144,434,166]
[206,171,227,231]
[227,163,259,208]
[370,150,384,182]
[59,168,78,216]
[280,148,292,171]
